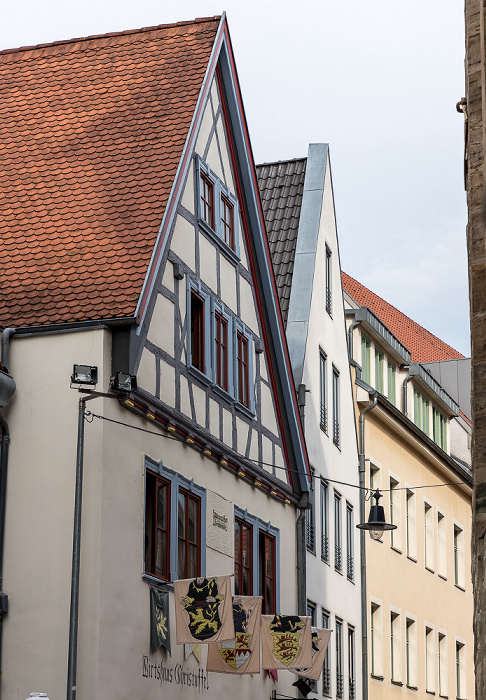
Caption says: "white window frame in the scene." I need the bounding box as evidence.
[406,486,417,562]
[390,606,402,683]
[455,637,467,700]
[389,471,402,553]
[438,628,448,698]
[370,598,384,679]
[437,509,447,580]
[424,498,435,572]
[405,614,418,689]
[425,623,436,694]
[453,521,466,590]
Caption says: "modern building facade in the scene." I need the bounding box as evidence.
[343,273,474,700]
[257,145,362,700]
[0,17,311,699]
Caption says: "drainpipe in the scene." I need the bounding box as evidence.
[402,371,413,418]
[347,320,361,362]
[358,391,377,700]
[0,328,16,697]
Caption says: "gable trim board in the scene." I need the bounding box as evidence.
[133,16,311,492]
[286,143,328,386]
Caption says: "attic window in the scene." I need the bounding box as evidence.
[197,157,239,258]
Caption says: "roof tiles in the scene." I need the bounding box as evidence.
[256,158,307,325]
[342,271,464,363]
[0,18,220,327]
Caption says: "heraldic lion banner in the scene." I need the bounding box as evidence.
[291,627,332,680]
[261,614,313,670]
[174,575,234,644]
[207,596,262,674]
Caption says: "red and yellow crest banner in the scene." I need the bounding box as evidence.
[291,627,332,680]
[261,615,313,670]
[207,596,262,674]
[174,576,234,644]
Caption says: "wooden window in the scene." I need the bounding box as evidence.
[336,619,343,697]
[177,488,201,579]
[325,245,332,316]
[390,612,402,682]
[433,407,447,451]
[322,611,331,696]
[236,331,249,406]
[406,489,417,560]
[437,512,447,579]
[320,349,328,433]
[221,195,235,250]
[388,361,396,405]
[235,518,253,595]
[389,477,401,551]
[424,502,434,571]
[190,291,205,372]
[370,603,383,677]
[456,641,466,699]
[145,472,171,581]
[438,632,448,697]
[260,531,276,614]
[425,626,436,693]
[200,172,214,229]
[214,311,228,391]
[406,618,417,687]
[454,524,465,589]
[361,334,371,383]
[413,387,430,435]
[375,349,384,393]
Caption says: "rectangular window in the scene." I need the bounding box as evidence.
[144,461,205,584]
[321,481,329,562]
[334,492,342,572]
[190,291,205,373]
[145,472,171,581]
[454,524,465,589]
[413,387,430,435]
[433,407,447,451]
[437,512,447,579]
[221,195,235,250]
[336,619,343,698]
[322,612,331,696]
[406,489,417,560]
[348,626,356,700]
[438,632,448,697]
[332,366,340,447]
[389,477,401,551]
[306,479,316,553]
[361,334,371,383]
[390,611,402,682]
[406,618,417,688]
[388,361,396,405]
[424,502,434,571]
[370,463,380,492]
[177,488,201,579]
[214,311,229,392]
[320,349,328,433]
[325,245,332,316]
[234,518,253,596]
[236,331,249,406]
[371,603,383,677]
[456,641,466,699]
[260,531,276,614]
[375,349,384,393]
[346,503,354,581]
[200,172,214,229]
[425,626,436,693]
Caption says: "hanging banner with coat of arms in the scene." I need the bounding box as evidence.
[207,596,262,674]
[291,627,332,680]
[174,575,234,644]
[261,614,313,670]
[150,587,171,655]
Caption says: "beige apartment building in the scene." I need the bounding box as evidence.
[343,274,474,700]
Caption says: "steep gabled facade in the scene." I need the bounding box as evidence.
[0,17,310,699]
[258,145,362,700]
[343,275,473,700]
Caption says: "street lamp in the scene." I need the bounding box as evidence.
[356,490,397,542]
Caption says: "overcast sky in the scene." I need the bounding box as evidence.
[1,0,470,356]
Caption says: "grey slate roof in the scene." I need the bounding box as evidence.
[256,158,307,325]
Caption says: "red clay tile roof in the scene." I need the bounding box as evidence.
[342,271,465,363]
[0,18,220,327]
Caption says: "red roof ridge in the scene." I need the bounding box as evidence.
[342,270,465,363]
[0,16,221,58]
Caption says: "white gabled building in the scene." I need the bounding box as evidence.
[258,144,362,700]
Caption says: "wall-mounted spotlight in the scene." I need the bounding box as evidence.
[357,489,397,542]
[110,372,137,393]
[71,365,98,386]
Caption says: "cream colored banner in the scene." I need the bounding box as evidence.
[207,596,262,674]
[261,615,313,669]
[291,627,332,680]
[174,576,234,644]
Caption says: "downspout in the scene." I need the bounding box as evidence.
[402,371,413,418]
[296,498,309,616]
[0,328,17,696]
[347,320,361,362]
[358,391,377,700]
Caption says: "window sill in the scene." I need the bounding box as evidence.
[391,680,403,686]
[235,400,256,420]
[199,218,240,265]
[212,383,234,404]
[426,691,436,695]
[407,554,418,564]
[406,685,418,691]
[335,567,343,576]
[438,695,448,699]
[370,674,384,681]
[188,365,212,386]
[390,545,402,555]
[438,574,447,582]
[320,424,329,435]
[321,557,330,566]
[425,566,435,574]
[347,576,355,585]
[454,583,466,592]
[142,573,173,589]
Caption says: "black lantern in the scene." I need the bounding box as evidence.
[357,490,397,542]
